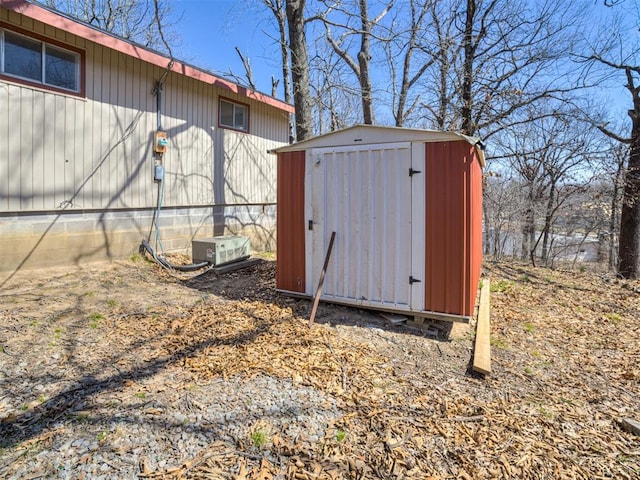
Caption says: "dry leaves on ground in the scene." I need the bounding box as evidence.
[1,258,639,479]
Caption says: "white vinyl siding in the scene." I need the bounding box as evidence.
[0,10,288,213]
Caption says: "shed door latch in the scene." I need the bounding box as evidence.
[308,220,314,230]
[409,276,422,284]
[409,168,422,177]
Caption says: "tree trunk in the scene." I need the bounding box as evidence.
[286,0,312,141]
[482,197,491,256]
[609,152,624,270]
[461,0,476,136]
[541,180,556,264]
[358,0,374,124]
[597,230,606,264]
[618,137,640,278]
[522,206,534,262]
[324,0,390,126]
[618,68,640,279]
[267,0,294,142]
[529,220,536,265]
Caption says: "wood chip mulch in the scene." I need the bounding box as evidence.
[1,259,638,479]
[136,261,640,479]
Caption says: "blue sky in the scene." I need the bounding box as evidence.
[174,0,282,96]
[172,0,633,121]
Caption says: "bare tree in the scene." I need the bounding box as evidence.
[433,0,585,139]
[537,119,598,265]
[262,0,334,141]
[321,0,394,125]
[496,128,547,261]
[420,0,462,130]
[286,0,313,141]
[263,0,294,105]
[44,0,177,52]
[587,57,640,278]
[382,0,436,127]
[459,0,478,136]
[572,1,640,278]
[604,144,628,269]
[224,47,257,91]
[262,0,295,141]
[579,143,628,270]
[309,42,360,133]
[492,107,599,266]
[483,172,524,259]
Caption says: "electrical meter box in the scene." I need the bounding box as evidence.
[154,131,168,154]
[192,235,250,266]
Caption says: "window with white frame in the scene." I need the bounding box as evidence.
[219,98,249,132]
[1,28,81,93]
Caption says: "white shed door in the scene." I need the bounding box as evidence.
[305,142,425,312]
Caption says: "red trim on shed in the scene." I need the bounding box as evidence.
[424,140,482,317]
[276,151,306,293]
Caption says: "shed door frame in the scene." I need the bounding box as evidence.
[410,142,425,311]
[304,142,425,312]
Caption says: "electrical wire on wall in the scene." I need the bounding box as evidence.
[140,129,210,273]
[139,4,210,275]
[141,87,209,274]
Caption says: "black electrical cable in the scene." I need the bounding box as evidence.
[140,240,210,272]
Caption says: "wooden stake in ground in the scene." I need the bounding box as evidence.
[309,231,336,326]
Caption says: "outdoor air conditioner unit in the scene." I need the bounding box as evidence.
[192,235,250,266]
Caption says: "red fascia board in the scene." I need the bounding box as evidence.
[2,0,295,114]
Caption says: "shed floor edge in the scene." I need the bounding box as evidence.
[276,289,471,323]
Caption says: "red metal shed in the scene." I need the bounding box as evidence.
[274,125,484,322]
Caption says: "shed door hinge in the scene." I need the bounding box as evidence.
[409,168,422,177]
[409,276,422,284]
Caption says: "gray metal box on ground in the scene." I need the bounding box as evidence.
[192,235,250,265]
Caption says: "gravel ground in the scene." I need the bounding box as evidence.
[1,258,638,479]
[2,372,340,479]
[1,258,464,479]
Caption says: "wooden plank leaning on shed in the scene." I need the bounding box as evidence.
[473,279,491,375]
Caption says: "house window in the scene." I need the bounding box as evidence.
[219,98,249,132]
[1,28,81,94]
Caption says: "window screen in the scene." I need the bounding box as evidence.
[45,45,78,91]
[1,29,81,93]
[219,98,249,132]
[4,31,42,82]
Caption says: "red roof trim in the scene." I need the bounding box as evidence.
[2,0,295,114]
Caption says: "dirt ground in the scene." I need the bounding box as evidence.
[0,255,639,479]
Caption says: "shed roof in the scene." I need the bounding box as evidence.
[274,125,485,166]
[2,0,295,114]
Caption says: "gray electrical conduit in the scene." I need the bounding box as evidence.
[140,239,211,272]
[141,67,210,272]
[140,168,210,272]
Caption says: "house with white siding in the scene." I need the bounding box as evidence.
[0,0,293,277]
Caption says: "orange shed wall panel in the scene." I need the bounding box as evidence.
[424,141,482,317]
[276,151,306,293]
